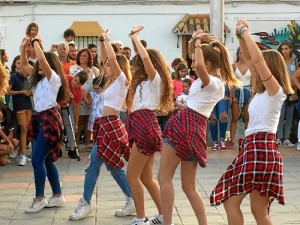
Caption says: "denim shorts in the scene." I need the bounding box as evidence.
[163,138,198,161]
[234,86,251,107]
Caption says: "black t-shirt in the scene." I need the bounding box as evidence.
[0,119,13,136]
[9,72,32,111]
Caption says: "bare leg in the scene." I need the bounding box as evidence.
[230,102,240,142]
[158,143,181,225]
[140,154,162,214]
[224,194,246,225]
[181,161,207,225]
[126,144,149,218]
[250,190,273,225]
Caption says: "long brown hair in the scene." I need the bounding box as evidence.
[28,52,69,102]
[201,42,241,88]
[127,48,173,114]
[254,49,293,95]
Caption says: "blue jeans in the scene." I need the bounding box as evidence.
[31,128,62,197]
[83,145,131,203]
[277,98,295,139]
[209,86,230,143]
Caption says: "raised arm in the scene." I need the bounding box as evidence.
[101,29,122,79]
[20,37,33,75]
[129,25,156,81]
[99,36,107,67]
[236,19,279,96]
[31,38,52,80]
[190,30,216,87]
[238,37,256,76]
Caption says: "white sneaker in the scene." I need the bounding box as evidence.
[45,195,66,208]
[149,215,163,225]
[26,156,32,162]
[69,198,93,220]
[283,139,294,147]
[130,217,150,225]
[115,198,136,216]
[297,142,300,151]
[9,150,18,159]
[18,155,27,166]
[25,198,48,213]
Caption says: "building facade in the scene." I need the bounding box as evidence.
[0,0,300,67]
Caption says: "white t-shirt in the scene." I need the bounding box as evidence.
[245,86,286,136]
[104,72,129,112]
[132,71,161,112]
[33,70,61,112]
[186,76,224,117]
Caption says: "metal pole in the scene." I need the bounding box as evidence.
[210,0,224,42]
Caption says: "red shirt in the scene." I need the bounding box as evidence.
[59,75,83,107]
[61,60,76,76]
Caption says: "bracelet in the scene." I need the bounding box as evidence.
[240,28,249,37]
[195,45,202,49]
[30,38,39,47]
[104,37,111,42]
[261,74,273,82]
[236,34,242,40]
[99,36,104,42]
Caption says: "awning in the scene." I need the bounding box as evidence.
[172,14,230,35]
[69,21,104,36]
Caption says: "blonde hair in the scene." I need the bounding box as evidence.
[254,49,293,95]
[127,48,174,114]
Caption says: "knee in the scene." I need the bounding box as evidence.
[19,124,27,132]
[209,115,217,123]
[126,171,135,185]
[157,171,164,186]
[140,175,153,187]
[0,156,8,166]
[181,183,194,195]
[251,205,267,220]
[220,112,228,122]
[223,199,232,214]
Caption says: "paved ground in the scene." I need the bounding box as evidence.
[0,145,299,225]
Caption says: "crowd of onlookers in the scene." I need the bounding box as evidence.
[1,23,300,168]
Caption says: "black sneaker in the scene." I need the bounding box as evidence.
[68,150,77,159]
[58,148,63,157]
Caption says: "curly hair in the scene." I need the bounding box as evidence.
[26,23,39,36]
[76,48,93,68]
[127,48,174,114]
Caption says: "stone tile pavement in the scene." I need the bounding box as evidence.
[0,145,299,225]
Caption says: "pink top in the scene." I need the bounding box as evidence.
[173,80,183,98]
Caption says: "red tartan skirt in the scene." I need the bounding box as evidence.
[126,109,163,155]
[93,115,130,169]
[164,107,208,167]
[210,132,284,207]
